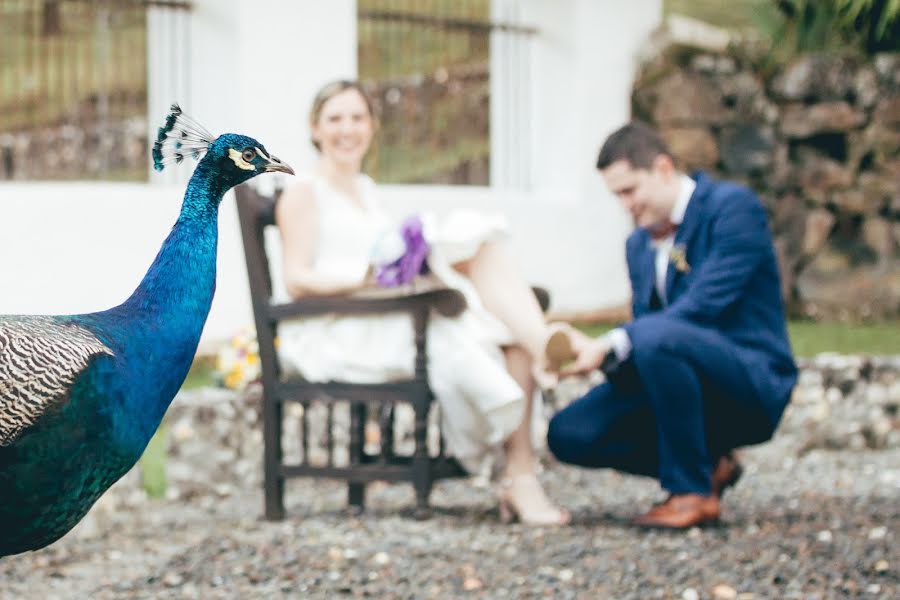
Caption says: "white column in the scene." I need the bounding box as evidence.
[570,0,663,204]
[490,0,533,189]
[147,3,193,184]
[514,0,662,201]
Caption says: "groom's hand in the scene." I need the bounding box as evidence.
[559,337,611,377]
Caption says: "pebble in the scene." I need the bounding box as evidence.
[713,584,738,599]
[682,587,700,600]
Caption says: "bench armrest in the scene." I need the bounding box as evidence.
[266,284,466,322]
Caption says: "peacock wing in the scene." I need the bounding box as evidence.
[0,316,113,446]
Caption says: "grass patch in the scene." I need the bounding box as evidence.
[574,320,900,357]
[138,424,168,499]
[663,0,772,30]
[182,356,217,390]
[787,321,900,357]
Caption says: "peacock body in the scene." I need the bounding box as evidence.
[0,106,292,557]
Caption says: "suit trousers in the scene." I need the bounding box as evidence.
[547,314,775,495]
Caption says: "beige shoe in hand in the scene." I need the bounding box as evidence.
[543,324,578,372]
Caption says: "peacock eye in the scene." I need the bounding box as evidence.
[241,148,256,162]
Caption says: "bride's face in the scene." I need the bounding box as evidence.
[312,89,375,169]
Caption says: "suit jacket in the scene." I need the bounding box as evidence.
[622,172,797,427]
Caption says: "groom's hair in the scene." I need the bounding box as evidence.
[596,121,672,171]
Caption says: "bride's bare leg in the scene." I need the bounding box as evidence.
[498,345,570,525]
[456,240,571,523]
[501,346,539,476]
[454,240,550,361]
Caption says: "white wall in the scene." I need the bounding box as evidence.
[0,184,253,354]
[0,1,661,350]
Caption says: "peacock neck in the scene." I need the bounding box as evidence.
[111,160,227,430]
[124,159,226,322]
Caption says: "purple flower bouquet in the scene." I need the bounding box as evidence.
[371,215,430,287]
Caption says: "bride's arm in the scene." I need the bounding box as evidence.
[276,182,371,298]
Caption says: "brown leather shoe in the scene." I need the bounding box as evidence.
[630,494,720,529]
[711,452,743,498]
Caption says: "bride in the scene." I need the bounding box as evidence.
[271,80,575,526]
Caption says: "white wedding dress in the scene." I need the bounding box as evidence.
[266,172,529,475]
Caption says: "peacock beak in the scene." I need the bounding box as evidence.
[264,154,294,175]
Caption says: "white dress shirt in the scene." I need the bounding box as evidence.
[604,175,696,361]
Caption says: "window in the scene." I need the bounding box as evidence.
[357,0,535,186]
[0,0,190,181]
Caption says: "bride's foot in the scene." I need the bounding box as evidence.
[496,473,571,526]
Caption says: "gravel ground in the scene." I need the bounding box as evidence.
[2,362,898,600]
[2,442,897,598]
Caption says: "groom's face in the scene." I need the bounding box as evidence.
[601,156,676,229]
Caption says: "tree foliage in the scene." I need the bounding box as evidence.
[760,0,900,56]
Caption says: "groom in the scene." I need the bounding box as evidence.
[547,121,797,528]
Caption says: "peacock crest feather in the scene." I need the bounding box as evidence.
[151,103,216,172]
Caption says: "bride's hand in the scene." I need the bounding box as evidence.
[361,265,378,289]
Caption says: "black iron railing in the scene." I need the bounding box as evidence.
[357,0,535,186]
[0,0,191,181]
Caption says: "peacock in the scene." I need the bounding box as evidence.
[0,105,293,557]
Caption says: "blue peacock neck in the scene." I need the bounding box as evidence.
[110,158,233,431]
[124,158,228,321]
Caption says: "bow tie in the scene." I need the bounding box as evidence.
[649,220,678,240]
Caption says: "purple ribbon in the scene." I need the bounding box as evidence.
[375,215,430,287]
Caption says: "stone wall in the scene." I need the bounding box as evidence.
[156,355,899,498]
[0,116,148,181]
[631,49,899,320]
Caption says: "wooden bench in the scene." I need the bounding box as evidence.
[235,183,549,519]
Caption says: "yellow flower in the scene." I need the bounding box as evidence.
[216,328,264,390]
[669,244,691,273]
[224,370,242,390]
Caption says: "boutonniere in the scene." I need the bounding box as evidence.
[669,243,691,273]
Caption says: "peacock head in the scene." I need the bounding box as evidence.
[152,104,294,188]
[206,133,295,185]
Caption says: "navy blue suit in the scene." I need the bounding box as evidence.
[547,172,797,494]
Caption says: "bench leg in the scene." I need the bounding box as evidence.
[264,473,285,521]
[348,483,366,515]
[264,396,285,521]
[412,462,433,520]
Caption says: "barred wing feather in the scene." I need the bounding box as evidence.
[0,317,113,446]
